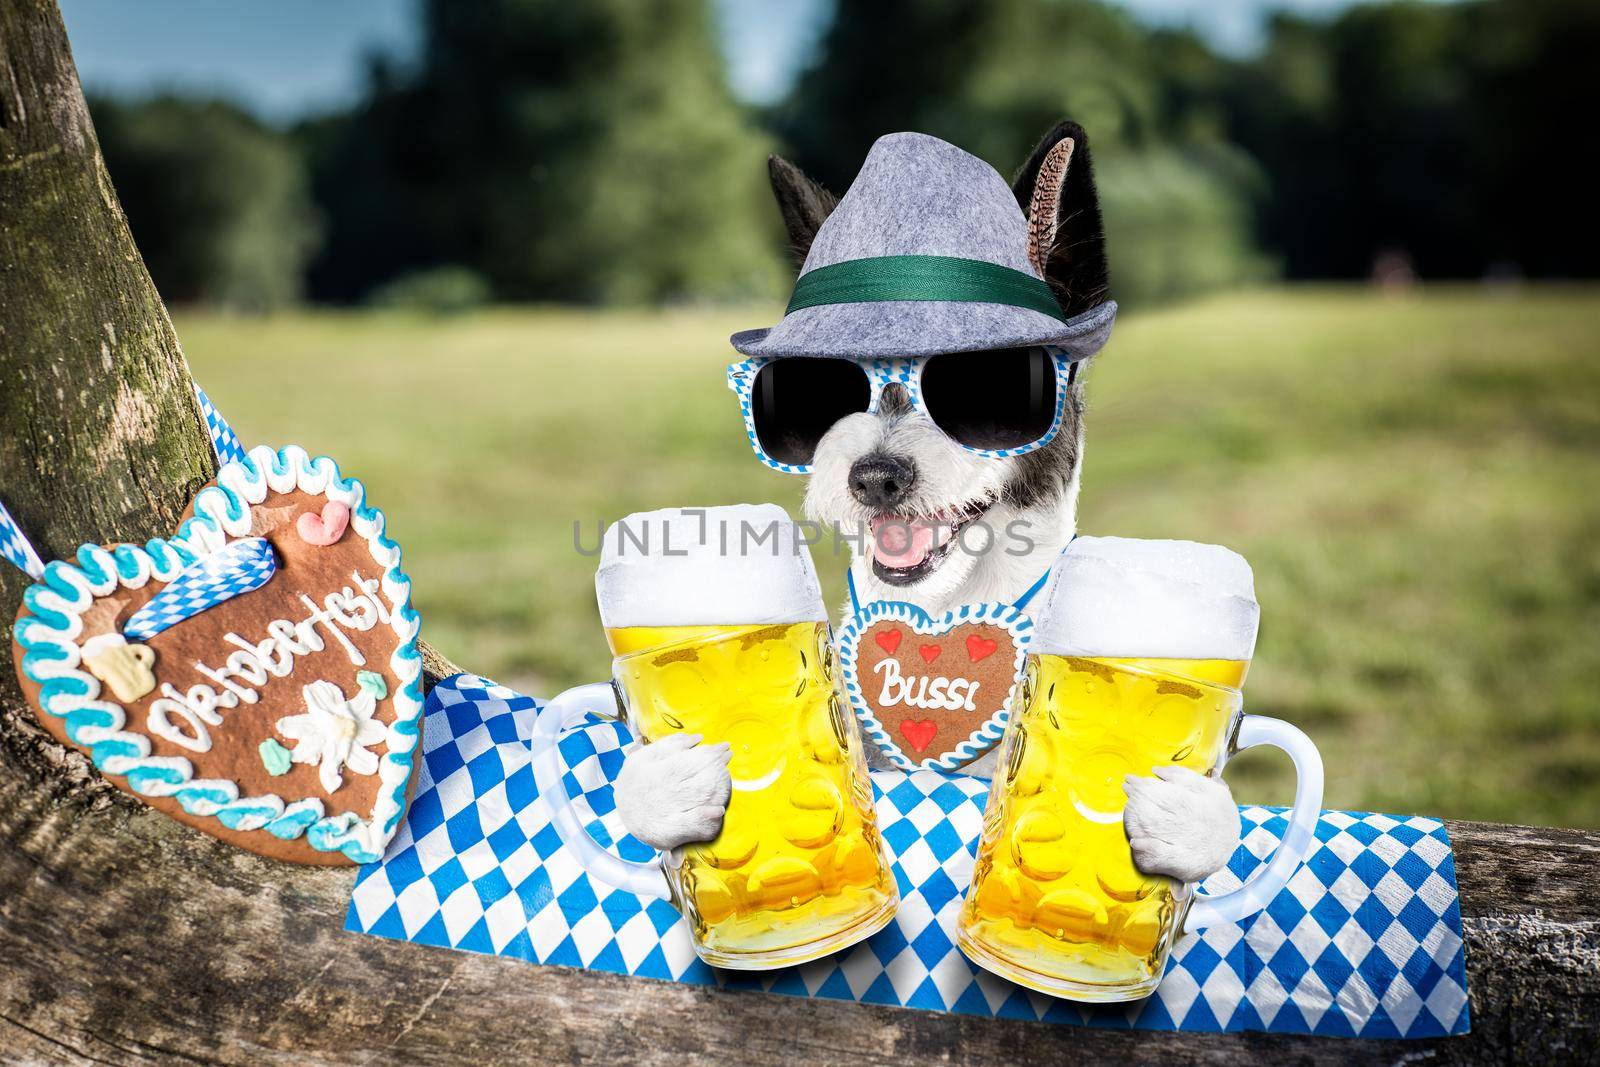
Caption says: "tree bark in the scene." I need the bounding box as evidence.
[0,2,1595,1063]
[0,0,218,810]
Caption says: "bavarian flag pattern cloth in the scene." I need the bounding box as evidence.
[347,675,1470,1038]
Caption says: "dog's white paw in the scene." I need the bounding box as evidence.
[614,733,732,851]
[1123,766,1241,884]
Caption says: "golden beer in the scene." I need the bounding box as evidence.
[956,536,1323,1001]
[958,654,1246,999]
[607,619,898,967]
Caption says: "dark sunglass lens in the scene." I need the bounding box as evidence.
[752,358,872,466]
[920,347,1058,451]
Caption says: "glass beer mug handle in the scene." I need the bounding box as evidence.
[1182,714,1324,933]
[530,682,673,901]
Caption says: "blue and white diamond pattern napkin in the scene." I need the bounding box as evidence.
[346,674,1469,1038]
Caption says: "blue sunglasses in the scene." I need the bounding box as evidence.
[727,347,1078,474]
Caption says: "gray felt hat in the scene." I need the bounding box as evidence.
[731,132,1116,360]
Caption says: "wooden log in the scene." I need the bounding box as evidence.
[0,771,1594,1065]
[0,2,1595,1063]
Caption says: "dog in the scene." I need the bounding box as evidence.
[612,123,1240,887]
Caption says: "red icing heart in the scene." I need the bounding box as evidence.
[918,644,941,663]
[875,628,903,655]
[900,719,938,753]
[297,501,350,547]
[966,634,999,662]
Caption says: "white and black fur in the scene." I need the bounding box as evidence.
[614,123,1240,884]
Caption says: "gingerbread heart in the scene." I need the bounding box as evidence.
[10,445,423,865]
[837,601,1032,771]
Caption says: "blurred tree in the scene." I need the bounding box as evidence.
[305,0,783,304]
[1457,0,1598,278]
[770,0,1268,304]
[91,95,318,310]
[367,265,492,314]
[87,0,1596,305]
[1098,148,1270,303]
[1215,0,1599,279]
[774,0,1163,190]
[1218,3,1476,278]
[779,0,1595,288]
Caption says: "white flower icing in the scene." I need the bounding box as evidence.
[276,680,387,795]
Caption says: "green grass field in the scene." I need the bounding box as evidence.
[177,286,1600,828]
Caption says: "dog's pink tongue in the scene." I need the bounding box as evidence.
[871,515,938,569]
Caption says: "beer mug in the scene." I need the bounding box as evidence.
[80,632,158,703]
[957,537,1323,1001]
[532,505,898,970]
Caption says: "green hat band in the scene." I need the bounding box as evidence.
[785,255,1066,322]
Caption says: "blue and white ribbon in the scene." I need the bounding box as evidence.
[194,383,246,466]
[0,497,46,581]
[123,536,277,641]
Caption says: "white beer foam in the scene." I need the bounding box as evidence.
[596,504,826,628]
[1033,536,1259,660]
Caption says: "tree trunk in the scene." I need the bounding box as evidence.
[0,0,219,809]
[0,3,1594,1063]
[0,0,461,800]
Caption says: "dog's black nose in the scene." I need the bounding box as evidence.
[849,454,917,511]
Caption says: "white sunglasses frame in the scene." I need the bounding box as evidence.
[726,349,1077,475]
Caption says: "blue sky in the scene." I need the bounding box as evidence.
[59,0,1376,121]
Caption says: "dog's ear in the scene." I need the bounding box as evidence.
[1012,121,1110,318]
[768,155,839,269]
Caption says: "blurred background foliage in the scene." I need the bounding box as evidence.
[83,0,1597,313]
[299,0,784,306]
[91,95,319,309]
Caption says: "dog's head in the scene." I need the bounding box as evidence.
[799,367,1084,604]
[766,122,1112,608]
